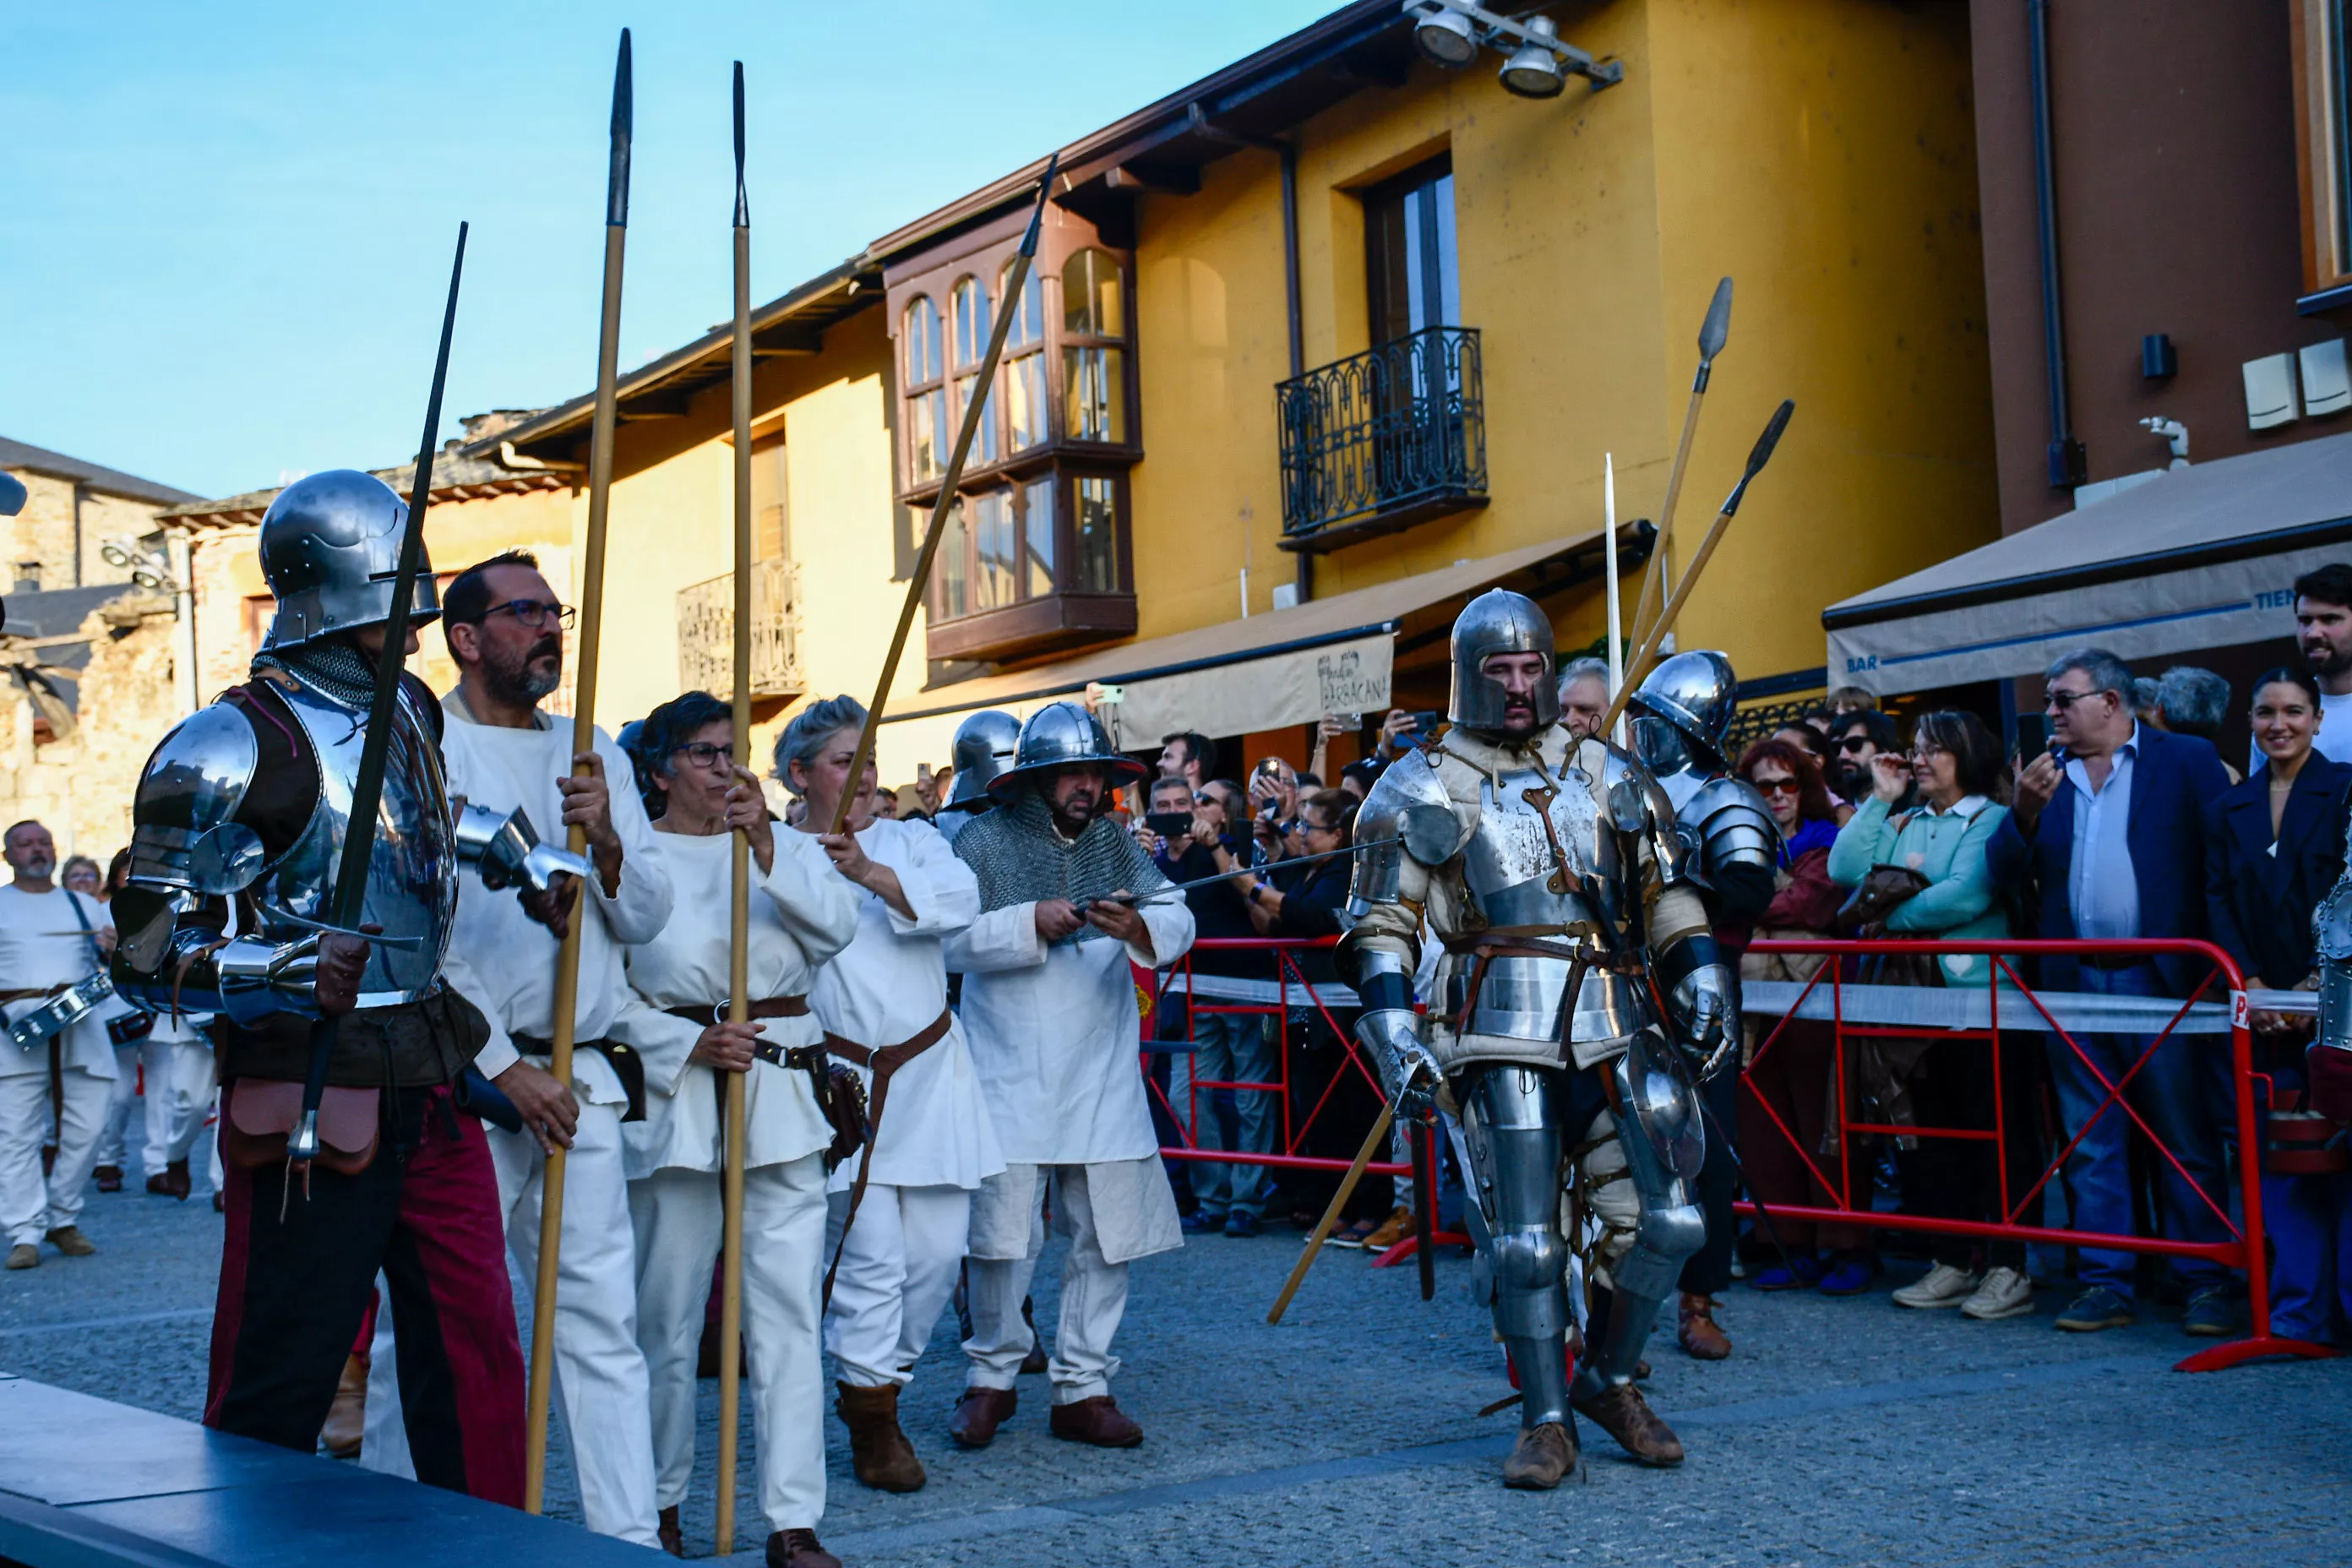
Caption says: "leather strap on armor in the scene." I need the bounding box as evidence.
[819,1007,955,1306]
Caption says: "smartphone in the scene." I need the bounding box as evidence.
[1144,811,1193,839]
[2013,714,2050,759]
[1406,710,1444,735]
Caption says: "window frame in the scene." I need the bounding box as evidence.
[901,294,948,485]
[2294,0,2352,305]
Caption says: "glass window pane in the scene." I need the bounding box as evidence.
[1003,258,1044,349]
[1061,249,1124,338]
[905,297,940,384]
[1006,351,1047,450]
[751,440,789,561]
[1075,476,1119,594]
[1022,476,1055,597]
[952,276,991,369]
[1063,346,1125,443]
[935,498,968,620]
[955,373,1000,464]
[972,490,1016,611]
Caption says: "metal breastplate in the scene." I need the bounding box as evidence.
[252,679,457,1005]
[1437,760,1641,1047]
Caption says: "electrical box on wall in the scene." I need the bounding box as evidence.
[2245,353,2300,430]
[2300,339,2351,417]
[2141,334,2177,379]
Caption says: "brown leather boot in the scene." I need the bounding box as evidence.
[320,1353,367,1459]
[948,1386,1018,1448]
[1573,1383,1685,1467]
[1500,1422,1578,1489]
[657,1505,683,1557]
[1678,1293,1732,1360]
[1048,1395,1143,1447]
[765,1528,841,1568]
[836,1380,926,1492]
[94,1165,122,1193]
[165,1159,191,1200]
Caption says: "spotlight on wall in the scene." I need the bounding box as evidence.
[1401,2,1622,94]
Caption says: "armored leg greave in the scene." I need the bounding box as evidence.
[1459,1066,1572,1429]
[1571,1048,1707,1400]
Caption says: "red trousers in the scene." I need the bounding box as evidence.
[206,1085,524,1505]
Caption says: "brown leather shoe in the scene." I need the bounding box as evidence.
[1500,1422,1578,1489]
[1678,1293,1732,1360]
[657,1505,683,1558]
[44,1226,95,1257]
[1574,1383,1684,1467]
[212,1191,226,1213]
[836,1380,926,1491]
[1048,1395,1143,1448]
[5,1244,37,1271]
[164,1160,191,1200]
[1361,1206,1416,1251]
[948,1386,1017,1448]
[94,1166,122,1194]
[765,1528,841,1568]
[320,1353,367,1458]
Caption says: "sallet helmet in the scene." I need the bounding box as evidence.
[945,710,1021,810]
[1628,649,1738,769]
[1448,588,1560,732]
[986,700,1149,803]
[257,469,440,650]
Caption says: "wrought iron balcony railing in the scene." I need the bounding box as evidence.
[676,558,803,701]
[1277,325,1487,548]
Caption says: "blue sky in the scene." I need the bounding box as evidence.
[1,2,1341,499]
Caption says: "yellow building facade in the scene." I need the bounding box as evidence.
[482,0,2001,784]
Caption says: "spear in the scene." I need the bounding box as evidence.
[525,25,629,1516]
[1625,278,1731,651]
[286,221,468,1168]
[715,56,753,1560]
[1596,399,1795,740]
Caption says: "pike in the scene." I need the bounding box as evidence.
[1596,399,1795,740]
[715,57,753,1558]
[816,155,1057,1312]
[285,221,469,1170]
[525,26,630,1516]
[1268,1072,1425,1326]
[1625,278,1731,652]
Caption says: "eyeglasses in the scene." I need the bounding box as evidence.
[2044,687,2102,710]
[482,598,577,630]
[1838,736,1873,754]
[1750,776,1801,797]
[671,741,735,771]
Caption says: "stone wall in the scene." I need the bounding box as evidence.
[0,594,183,863]
[0,470,174,593]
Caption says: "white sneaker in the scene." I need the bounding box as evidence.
[1891,1262,1978,1309]
[1960,1265,2034,1320]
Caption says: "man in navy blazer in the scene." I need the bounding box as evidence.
[1987,648,2235,1337]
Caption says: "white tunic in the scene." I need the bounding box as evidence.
[613,827,859,1179]
[946,886,1194,1166]
[805,817,1003,1194]
[0,885,117,1081]
[438,693,672,1108]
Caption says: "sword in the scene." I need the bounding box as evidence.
[1097,838,1375,905]
[1409,1117,1436,1300]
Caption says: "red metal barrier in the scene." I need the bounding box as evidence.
[1741,936,2335,1373]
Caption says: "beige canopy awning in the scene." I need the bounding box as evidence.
[884,529,1612,743]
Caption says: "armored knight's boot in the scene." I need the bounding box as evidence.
[1462,1068,1583,1488]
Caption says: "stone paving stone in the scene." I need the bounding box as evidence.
[5,1157,2347,1565]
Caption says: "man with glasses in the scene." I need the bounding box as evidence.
[1828,710,1909,810]
[1989,646,2235,1337]
[366,549,670,1545]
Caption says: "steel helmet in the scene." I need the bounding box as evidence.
[986,700,1149,802]
[945,710,1021,810]
[1448,588,1560,732]
[257,469,439,649]
[1628,650,1739,765]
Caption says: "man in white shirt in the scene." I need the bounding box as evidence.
[946,702,1193,1451]
[366,551,669,1547]
[2291,566,2352,766]
[0,821,116,1267]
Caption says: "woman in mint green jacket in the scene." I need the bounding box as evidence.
[1826,710,2038,1320]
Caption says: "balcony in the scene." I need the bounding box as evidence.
[1276,325,1489,552]
[676,558,804,702]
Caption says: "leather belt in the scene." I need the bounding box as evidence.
[509,1032,646,1124]
[821,1007,953,1303]
[1440,932,1641,1040]
[662,994,810,1029]
[0,988,49,1003]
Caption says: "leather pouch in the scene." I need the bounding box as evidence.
[223,1079,381,1174]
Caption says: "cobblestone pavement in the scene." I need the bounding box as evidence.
[4,1162,2349,1565]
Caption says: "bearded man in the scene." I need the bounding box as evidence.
[944,702,1194,1450]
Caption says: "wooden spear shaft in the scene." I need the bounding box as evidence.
[1625,278,1732,651]
[825,155,1058,836]
[715,59,752,1559]
[525,27,630,1516]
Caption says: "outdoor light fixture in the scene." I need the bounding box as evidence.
[1400,1,1622,94]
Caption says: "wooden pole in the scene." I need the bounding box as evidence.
[1625,278,1732,652]
[1267,1104,1395,1326]
[1602,452,1624,748]
[714,60,753,1560]
[525,27,630,1516]
[1596,400,1794,741]
[825,155,1058,837]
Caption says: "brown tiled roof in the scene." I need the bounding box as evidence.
[159,439,569,529]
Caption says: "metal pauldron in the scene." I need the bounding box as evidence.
[454,803,592,896]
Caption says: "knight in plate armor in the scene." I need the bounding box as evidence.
[113,470,568,1505]
[1340,589,1736,1488]
[933,709,1020,848]
[1628,651,1779,1358]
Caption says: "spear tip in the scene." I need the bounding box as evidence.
[1018,152,1061,259]
[1698,275,1733,362]
[607,28,634,227]
[732,60,749,228]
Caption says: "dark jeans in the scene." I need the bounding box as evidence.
[1738,1017,1873,1255]
[1897,1033,2045,1271]
[206,1086,524,1504]
[1680,1067,1740,1294]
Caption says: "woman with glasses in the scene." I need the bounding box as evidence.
[612,690,863,1560]
[1829,710,2036,1321]
[1732,738,1872,1292]
[2205,667,2352,1343]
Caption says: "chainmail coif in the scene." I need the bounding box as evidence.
[953,785,1168,938]
[251,635,379,709]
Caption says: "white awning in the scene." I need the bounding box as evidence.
[1822,433,2352,695]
